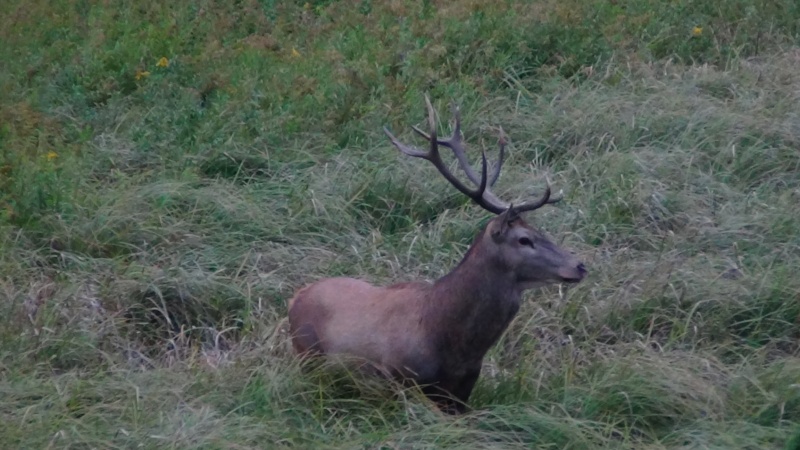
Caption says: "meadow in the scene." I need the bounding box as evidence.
[1,0,799,448]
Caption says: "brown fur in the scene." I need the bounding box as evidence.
[287,215,586,413]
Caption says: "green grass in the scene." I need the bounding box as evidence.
[1,0,800,448]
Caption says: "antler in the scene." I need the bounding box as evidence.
[383,95,561,216]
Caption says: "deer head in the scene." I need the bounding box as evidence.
[384,96,586,289]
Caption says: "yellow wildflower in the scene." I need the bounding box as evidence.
[692,26,703,36]
[157,57,169,67]
[135,69,150,80]
[291,47,301,58]
[46,151,58,160]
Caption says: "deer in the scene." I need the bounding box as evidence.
[287,96,587,414]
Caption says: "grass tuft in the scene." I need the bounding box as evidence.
[1,0,799,447]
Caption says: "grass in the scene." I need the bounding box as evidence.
[1,0,800,448]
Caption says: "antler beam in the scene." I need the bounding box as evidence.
[383,95,561,215]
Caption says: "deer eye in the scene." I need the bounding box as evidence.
[518,237,535,248]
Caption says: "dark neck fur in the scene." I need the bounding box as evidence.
[422,225,522,362]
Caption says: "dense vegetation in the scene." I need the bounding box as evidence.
[1,0,799,448]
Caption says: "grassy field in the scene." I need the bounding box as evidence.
[2,0,800,448]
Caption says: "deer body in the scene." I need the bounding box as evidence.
[288,97,586,413]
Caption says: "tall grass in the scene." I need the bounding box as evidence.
[1,0,799,448]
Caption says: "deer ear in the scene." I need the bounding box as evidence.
[491,205,518,242]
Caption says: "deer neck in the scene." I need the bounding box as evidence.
[424,237,522,361]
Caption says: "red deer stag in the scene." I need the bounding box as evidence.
[288,96,587,414]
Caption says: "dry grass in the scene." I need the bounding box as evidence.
[1,0,799,448]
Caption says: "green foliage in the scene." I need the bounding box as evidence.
[1,0,799,448]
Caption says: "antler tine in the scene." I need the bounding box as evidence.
[383,128,427,158]
[440,103,482,186]
[490,127,506,187]
[513,183,563,214]
[409,102,483,186]
[432,105,506,191]
[384,95,507,215]
[382,96,444,159]
[476,149,489,204]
